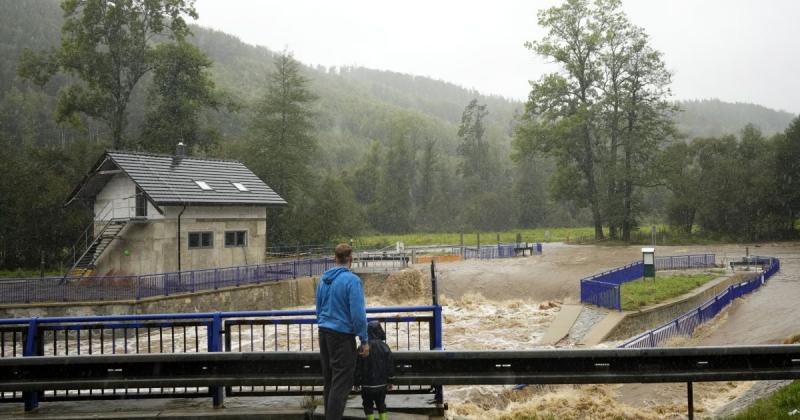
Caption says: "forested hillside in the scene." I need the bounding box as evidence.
[0,0,798,270]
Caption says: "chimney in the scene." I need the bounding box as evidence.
[176,142,187,158]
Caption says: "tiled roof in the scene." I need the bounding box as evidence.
[67,151,286,207]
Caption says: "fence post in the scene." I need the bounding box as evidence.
[208,312,224,408]
[191,271,196,293]
[649,331,655,347]
[23,317,40,411]
[163,274,169,297]
[214,268,219,290]
[236,266,241,287]
[308,258,312,277]
[135,275,141,300]
[432,304,444,404]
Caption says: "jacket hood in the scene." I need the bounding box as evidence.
[321,266,349,284]
[368,321,386,340]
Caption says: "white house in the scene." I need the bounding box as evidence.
[64,145,286,277]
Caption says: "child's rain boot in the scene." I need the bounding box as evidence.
[379,413,388,420]
[366,414,375,420]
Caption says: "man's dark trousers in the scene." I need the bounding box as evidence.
[319,327,357,419]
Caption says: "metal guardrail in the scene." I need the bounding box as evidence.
[621,257,780,348]
[0,305,444,411]
[580,254,718,311]
[2,345,800,418]
[0,258,336,304]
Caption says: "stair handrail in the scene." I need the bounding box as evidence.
[65,199,129,279]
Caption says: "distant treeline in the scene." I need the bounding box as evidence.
[0,0,798,270]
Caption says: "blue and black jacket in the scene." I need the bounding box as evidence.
[355,321,395,388]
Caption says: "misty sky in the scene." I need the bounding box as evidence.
[195,0,800,114]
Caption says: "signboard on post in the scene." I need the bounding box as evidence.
[642,247,655,279]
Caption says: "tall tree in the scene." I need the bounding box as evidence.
[519,0,608,239]
[19,0,199,148]
[516,0,674,240]
[774,116,800,235]
[375,133,414,233]
[246,51,317,200]
[140,41,221,153]
[457,99,490,183]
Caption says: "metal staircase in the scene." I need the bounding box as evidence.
[63,199,137,280]
[66,221,128,277]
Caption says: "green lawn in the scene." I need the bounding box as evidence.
[730,380,800,420]
[352,224,736,249]
[620,273,717,311]
[353,227,599,249]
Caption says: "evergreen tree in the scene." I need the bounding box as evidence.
[246,51,317,199]
[140,41,221,153]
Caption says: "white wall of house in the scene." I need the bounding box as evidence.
[94,173,163,220]
[94,173,136,220]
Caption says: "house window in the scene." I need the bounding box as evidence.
[232,182,249,192]
[135,186,147,217]
[194,180,213,190]
[188,232,213,249]
[225,231,247,247]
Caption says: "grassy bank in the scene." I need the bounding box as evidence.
[730,380,800,419]
[353,225,738,249]
[620,273,717,311]
[354,227,598,249]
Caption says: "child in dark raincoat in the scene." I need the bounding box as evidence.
[355,321,394,420]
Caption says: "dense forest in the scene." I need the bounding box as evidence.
[0,0,798,270]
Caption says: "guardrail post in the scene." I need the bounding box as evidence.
[687,381,694,420]
[432,304,444,404]
[23,317,40,411]
[208,312,224,408]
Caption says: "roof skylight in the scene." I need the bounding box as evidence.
[232,182,249,192]
[194,180,213,191]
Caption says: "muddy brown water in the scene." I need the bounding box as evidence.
[2,242,796,418]
[437,242,800,419]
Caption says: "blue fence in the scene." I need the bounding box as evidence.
[0,305,443,409]
[0,258,335,305]
[580,254,717,311]
[462,243,542,260]
[621,257,780,348]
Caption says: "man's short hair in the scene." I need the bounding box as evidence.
[334,243,353,264]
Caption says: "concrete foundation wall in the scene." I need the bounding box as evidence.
[95,215,267,276]
[0,271,400,319]
[605,272,759,341]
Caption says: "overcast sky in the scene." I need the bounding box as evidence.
[195,0,800,114]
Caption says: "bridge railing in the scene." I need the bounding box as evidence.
[580,254,717,311]
[0,305,443,410]
[0,257,335,305]
[621,256,780,348]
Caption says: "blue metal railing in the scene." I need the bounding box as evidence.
[580,254,717,311]
[0,305,444,410]
[0,258,336,305]
[621,257,780,348]
[462,243,542,260]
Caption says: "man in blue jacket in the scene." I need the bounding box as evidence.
[316,243,369,419]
